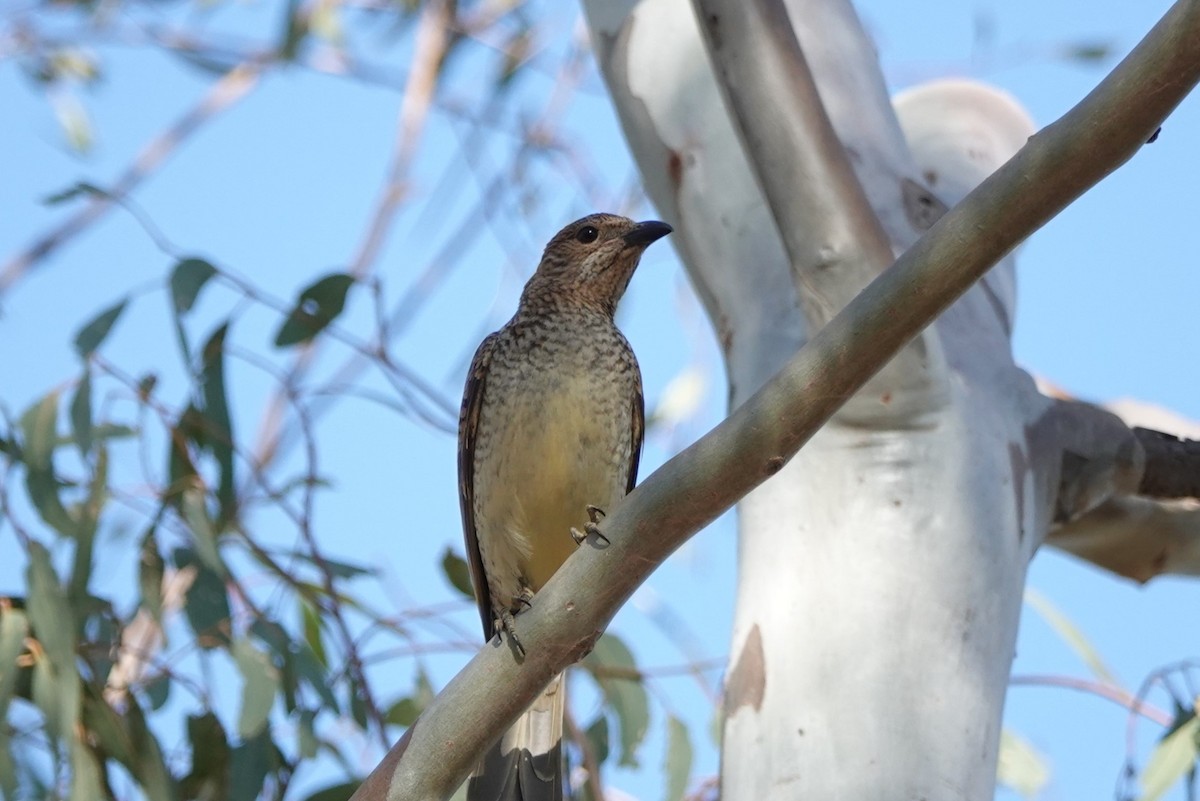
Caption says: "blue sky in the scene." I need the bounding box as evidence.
[1,0,1198,799]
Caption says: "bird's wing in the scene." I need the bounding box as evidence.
[459,332,499,640]
[627,372,645,495]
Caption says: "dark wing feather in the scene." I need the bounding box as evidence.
[627,372,645,495]
[458,332,499,640]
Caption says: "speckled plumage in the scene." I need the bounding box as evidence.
[458,213,671,801]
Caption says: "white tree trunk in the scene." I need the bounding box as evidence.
[582,1,1159,798]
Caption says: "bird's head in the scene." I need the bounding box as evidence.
[520,213,673,316]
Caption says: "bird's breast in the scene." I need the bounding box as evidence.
[473,325,638,592]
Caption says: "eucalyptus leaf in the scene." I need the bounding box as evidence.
[200,322,237,525]
[69,369,92,457]
[175,547,231,649]
[997,728,1049,800]
[274,273,354,347]
[663,715,693,801]
[180,712,229,801]
[170,257,218,314]
[1138,714,1200,801]
[19,390,60,470]
[582,633,649,767]
[74,298,128,358]
[233,638,279,738]
[229,729,274,801]
[302,782,360,801]
[441,548,474,598]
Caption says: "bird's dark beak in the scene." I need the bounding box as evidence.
[623,220,673,248]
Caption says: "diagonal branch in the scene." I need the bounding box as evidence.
[350,2,1200,798]
[690,0,894,324]
[687,0,952,421]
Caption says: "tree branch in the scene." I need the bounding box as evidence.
[690,0,894,324]
[350,2,1200,798]
[1135,428,1200,499]
[1047,496,1200,582]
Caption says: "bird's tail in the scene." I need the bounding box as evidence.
[466,672,565,801]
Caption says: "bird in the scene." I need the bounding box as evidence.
[458,212,672,801]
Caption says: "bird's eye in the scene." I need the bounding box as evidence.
[575,225,599,244]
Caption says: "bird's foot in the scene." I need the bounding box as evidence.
[571,505,610,546]
[496,608,526,658]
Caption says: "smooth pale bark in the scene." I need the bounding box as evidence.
[583,0,1200,799]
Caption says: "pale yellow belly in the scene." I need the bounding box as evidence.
[474,376,632,600]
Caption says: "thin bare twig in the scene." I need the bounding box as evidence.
[0,62,263,296]
[1008,674,1172,726]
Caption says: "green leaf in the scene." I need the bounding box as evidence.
[302,781,360,801]
[385,697,420,729]
[1138,714,1200,801]
[74,298,128,358]
[0,735,15,801]
[582,633,650,768]
[584,715,609,765]
[274,273,355,347]
[250,617,290,659]
[69,369,93,457]
[0,609,24,798]
[384,672,433,729]
[55,422,136,449]
[175,547,231,649]
[165,405,203,507]
[144,672,171,710]
[1024,588,1118,687]
[996,728,1048,800]
[1065,41,1113,63]
[25,467,78,538]
[68,443,106,612]
[20,390,60,471]
[201,322,237,526]
[28,552,82,751]
[301,598,327,668]
[138,527,165,623]
[181,712,230,801]
[233,638,279,738]
[121,693,175,801]
[181,486,224,576]
[293,640,339,712]
[663,715,692,801]
[349,677,368,730]
[441,548,474,598]
[0,608,29,720]
[170,257,218,314]
[69,737,105,801]
[26,543,75,666]
[229,728,274,801]
[298,708,319,759]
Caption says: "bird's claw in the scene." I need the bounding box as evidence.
[497,608,526,658]
[572,505,610,546]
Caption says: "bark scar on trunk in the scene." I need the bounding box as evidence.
[725,624,766,714]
